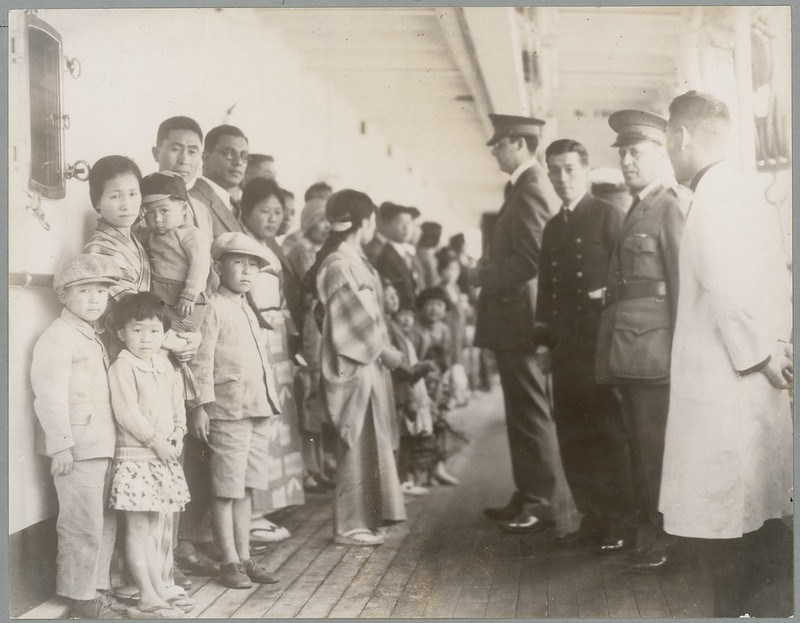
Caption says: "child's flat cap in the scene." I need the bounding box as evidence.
[53,254,121,291]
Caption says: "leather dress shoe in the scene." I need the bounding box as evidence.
[500,514,552,534]
[626,550,672,573]
[175,551,221,576]
[555,525,602,547]
[483,504,519,521]
[597,536,635,554]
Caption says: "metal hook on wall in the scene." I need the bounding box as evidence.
[65,55,81,79]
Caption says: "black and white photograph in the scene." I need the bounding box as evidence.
[6,4,794,619]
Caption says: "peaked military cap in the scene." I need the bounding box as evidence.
[608,109,668,147]
[486,114,545,146]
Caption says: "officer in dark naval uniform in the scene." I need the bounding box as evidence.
[533,139,634,552]
[595,110,690,572]
[466,114,567,534]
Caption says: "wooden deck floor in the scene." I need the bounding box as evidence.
[177,386,714,619]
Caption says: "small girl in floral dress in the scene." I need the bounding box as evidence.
[108,292,191,619]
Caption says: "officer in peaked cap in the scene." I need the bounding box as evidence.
[595,108,691,573]
[462,111,567,534]
[608,109,668,148]
[485,114,545,146]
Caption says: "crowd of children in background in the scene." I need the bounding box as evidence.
[29,116,486,619]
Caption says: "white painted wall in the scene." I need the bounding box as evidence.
[8,7,476,534]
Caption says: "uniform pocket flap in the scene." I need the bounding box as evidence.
[614,304,671,334]
[622,235,657,254]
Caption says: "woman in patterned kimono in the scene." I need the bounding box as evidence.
[306,189,406,546]
[239,178,306,544]
[83,155,199,599]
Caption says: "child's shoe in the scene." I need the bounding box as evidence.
[243,558,279,584]
[219,561,253,589]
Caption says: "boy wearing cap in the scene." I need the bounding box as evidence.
[188,232,282,589]
[373,202,424,310]
[30,254,121,619]
[140,170,211,332]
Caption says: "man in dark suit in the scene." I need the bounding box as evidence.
[595,110,689,572]
[534,139,634,552]
[373,202,423,310]
[466,114,566,533]
[190,124,248,241]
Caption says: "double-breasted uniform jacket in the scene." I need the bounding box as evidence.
[374,242,421,311]
[534,193,624,363]
[595,182,690,384]
[474,164,553,352]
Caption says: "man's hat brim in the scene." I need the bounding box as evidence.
[486,113,545,146]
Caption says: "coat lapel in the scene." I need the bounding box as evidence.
[196,178,240,233]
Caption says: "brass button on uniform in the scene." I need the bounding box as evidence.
[576,272,583,278]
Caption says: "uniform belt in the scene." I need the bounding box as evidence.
[603,281,667,306]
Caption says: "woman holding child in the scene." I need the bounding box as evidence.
[306,190,406,546]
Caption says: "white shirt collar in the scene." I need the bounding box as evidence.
[388,240,415,257]
[635,179,662,201]
[509,158,538,185]
[202,175,234,212]
[563,191,587,212]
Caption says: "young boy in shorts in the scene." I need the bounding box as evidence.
[188,232,282,588]
[30,254,122,618]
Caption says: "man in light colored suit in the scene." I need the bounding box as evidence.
[190,124,248,240]
[661,90,792,617]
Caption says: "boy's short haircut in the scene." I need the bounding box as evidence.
[304,182,333,202]
[204,124,248,153]
[156,116,203,145]
[114,291,172,332]
[89,156,142,209]
[280,188,295,200]
[417,286,452,311]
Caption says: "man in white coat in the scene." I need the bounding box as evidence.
[661,90,793,617]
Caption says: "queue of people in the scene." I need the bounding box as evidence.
[29,90,792,619]
[29,114,486,619]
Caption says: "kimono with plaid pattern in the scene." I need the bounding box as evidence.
[317,243,394,448]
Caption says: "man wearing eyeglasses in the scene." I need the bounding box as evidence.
[189,124,249,240]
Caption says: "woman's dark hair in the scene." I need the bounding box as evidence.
[240,177,285,221]
[304,189,376,297]
[88,155,142,209]
[114,291,171,333]
[436,248,460,274]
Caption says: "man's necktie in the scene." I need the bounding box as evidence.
[504,181,514,200]
[561,207,570,224]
